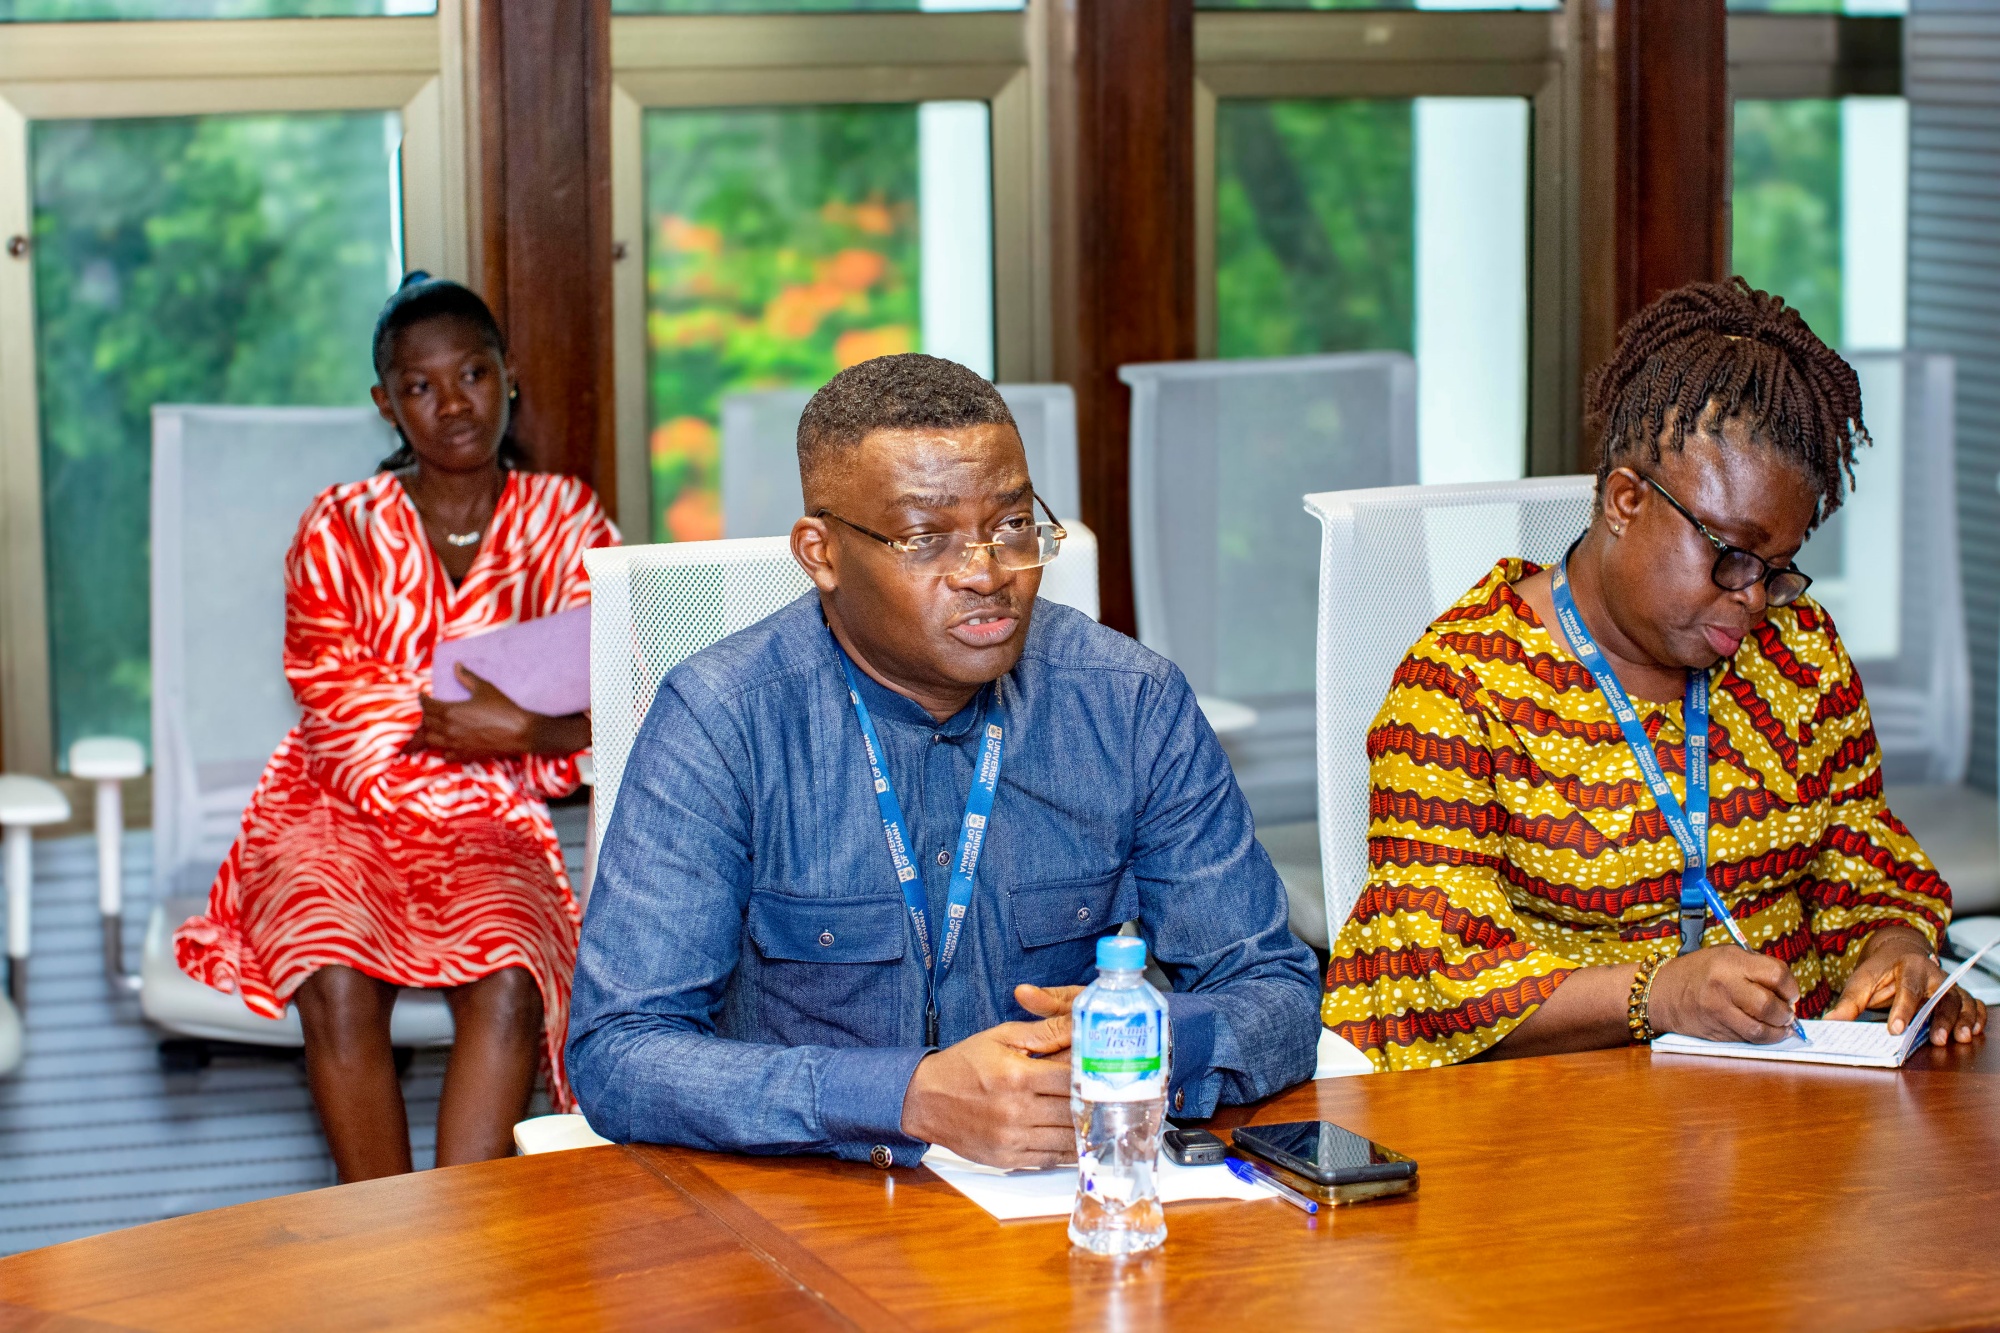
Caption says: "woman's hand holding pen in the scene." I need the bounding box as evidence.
[1649,947,1801,1044]
[1823,925,1987,1047]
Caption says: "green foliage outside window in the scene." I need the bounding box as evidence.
[1215,99,1414,359]
[1732,99,1842,345]
[32,113,396,761]
[1194,0,1555,10]
[643,105,920,542]
[612,0,995,10]
[0,0,423,16]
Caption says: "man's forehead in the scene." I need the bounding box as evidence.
[849,423,1030,506]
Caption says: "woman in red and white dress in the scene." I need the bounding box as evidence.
[176,275,618,1180]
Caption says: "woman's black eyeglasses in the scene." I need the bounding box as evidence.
[1639,473,1813,607]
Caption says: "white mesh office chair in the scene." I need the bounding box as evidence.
[717,383,1085,540]
[1306,477,1596,941]
[1123,353,1419,827]
[1792,353,1997,929]
[1798,351,1966,786]
[145,406,453,1052]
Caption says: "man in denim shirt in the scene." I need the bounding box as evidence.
[570,355,1319,1169]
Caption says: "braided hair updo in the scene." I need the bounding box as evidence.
[371,271,528,471]
[1584,277,1868,530]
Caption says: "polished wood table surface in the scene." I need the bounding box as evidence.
[4,1039,1997,1332]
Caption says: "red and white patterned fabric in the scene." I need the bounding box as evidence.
[175,468,618,1106]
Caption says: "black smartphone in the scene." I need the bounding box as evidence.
[1231,1121,1417,1189]
[1162,1125,1226,1167]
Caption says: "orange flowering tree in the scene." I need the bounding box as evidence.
[643,107,920,541]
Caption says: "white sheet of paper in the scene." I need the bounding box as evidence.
[921,1145,1273,1221]
[1652,938,1998,1068]
[1314,1026,1376,1079]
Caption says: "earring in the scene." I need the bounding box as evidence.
[508,387,519,402]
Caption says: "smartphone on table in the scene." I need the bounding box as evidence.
[1229,1120,1418,1205]
[1162,1124,1227,1166]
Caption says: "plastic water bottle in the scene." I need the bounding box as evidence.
[1069,935,1171,1255]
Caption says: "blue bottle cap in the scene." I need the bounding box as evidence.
[1096,936,1147,971]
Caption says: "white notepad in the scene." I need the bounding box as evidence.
[921,1146,1273,1221]
[1651,938,1998,1068]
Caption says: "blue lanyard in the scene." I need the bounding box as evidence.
[833,644,1007,1033]
[1550,555,1713,955]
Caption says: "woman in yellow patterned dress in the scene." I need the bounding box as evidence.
[1324,278,1986,1070]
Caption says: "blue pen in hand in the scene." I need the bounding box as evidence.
[1701,881,1809,1042]
[1226,1157,1319,1215]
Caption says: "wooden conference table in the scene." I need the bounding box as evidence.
[4,1039,1997,1332]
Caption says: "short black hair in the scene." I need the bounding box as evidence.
[370,272,527,471]
[797,354,1017,495]
[1585,277,1868,530]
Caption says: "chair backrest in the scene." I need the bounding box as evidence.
[995,383,1081,523]
[585,523,1102,844]
[1795,350,1965,785]
[1123,352,1418,822]
[150,405,395,895]
[1306,476,1596,935]
[718,389,813,541]
[586,538,810,845]
[716,382,1083,539]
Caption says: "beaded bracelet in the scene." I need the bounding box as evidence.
[1627,949,1672,1045]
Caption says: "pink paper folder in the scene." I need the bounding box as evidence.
[430,606,591,717]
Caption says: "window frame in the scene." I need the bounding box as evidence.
[1728,13,1902,101]
[0,10,473,777]
[607,10,1042,542]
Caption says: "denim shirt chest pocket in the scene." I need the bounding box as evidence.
[746,890,909,1048]
[1005,870,1138,989]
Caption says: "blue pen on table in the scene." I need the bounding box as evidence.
[1225,1157,1319,1215]
[1701,880,1809,1042]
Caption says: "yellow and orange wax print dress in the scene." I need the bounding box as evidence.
[1323,558,1952,1072]
[175,469,619,1106]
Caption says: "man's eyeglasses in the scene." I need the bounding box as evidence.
[816,494,1068,576]
[1639,473,1813,607]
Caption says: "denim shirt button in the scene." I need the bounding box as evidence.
[1077,907,1090,921]
[818,931,835,947]
[935,849,950,867]
[870,1144,894,1169]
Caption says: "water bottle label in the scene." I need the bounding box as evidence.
[1077,1009,1163,1099]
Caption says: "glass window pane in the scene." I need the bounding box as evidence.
[1734,95,1910,665]
[642,101,993,542]
[1724,0,1903,12]
[1196,1,1556,13]
[1215,96,1529,483]
[31,112,399,762]
[615,0,1019,13]
[1,0,431,17]
[1731,96,1908,349]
